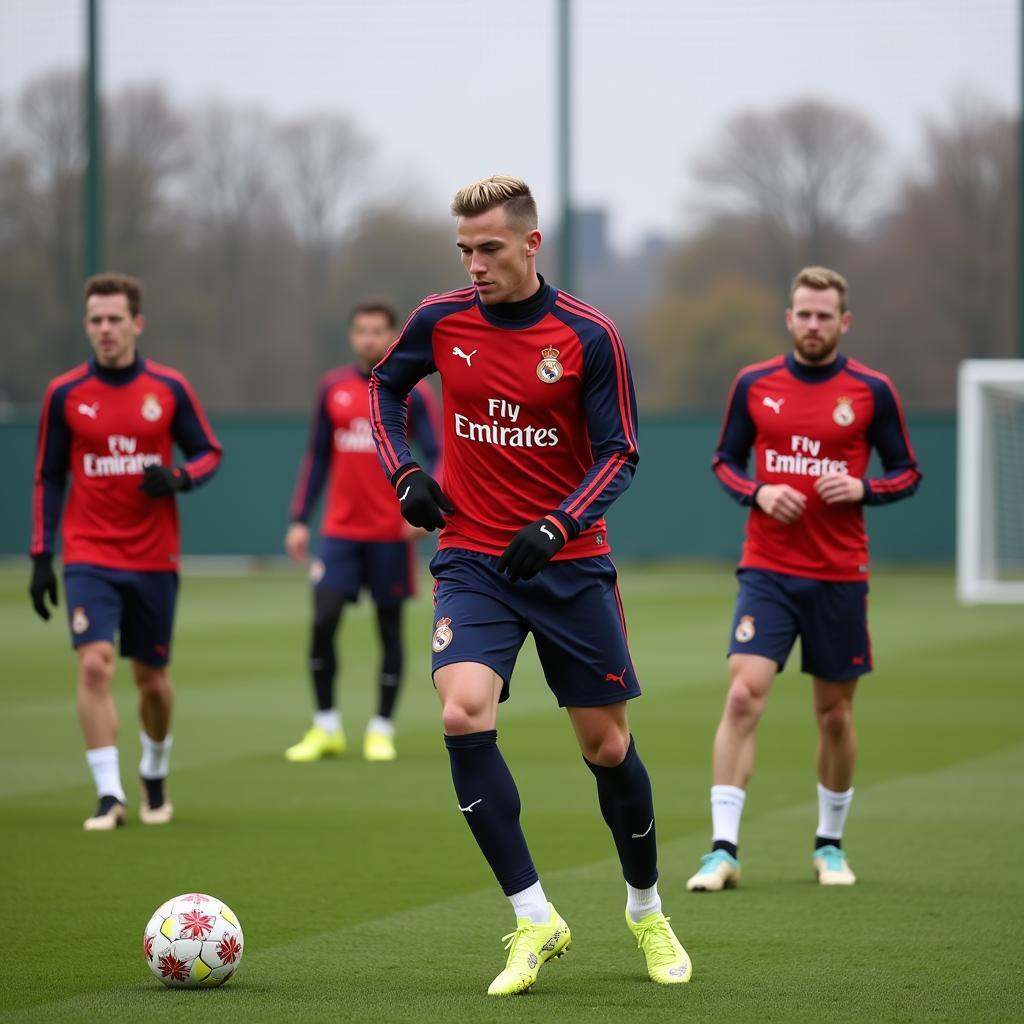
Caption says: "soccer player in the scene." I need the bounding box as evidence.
[30,272,222,831]
[284,300,440,763]
[370,176,691,994]
[687,266,921,891]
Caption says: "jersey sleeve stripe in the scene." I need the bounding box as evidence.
[844,360,919,462]
[368,379,403,475]
[146,362,222,452]
[555,294,639,455]
[565,452,627,518]
[713,459,758,497]
[31,386,57,555]
[869,468,921,493]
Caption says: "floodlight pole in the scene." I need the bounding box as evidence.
[557,0,574,294]
[84,0,104,278]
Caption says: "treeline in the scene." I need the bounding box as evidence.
[0,71,1016,412]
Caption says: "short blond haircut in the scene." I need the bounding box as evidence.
[790,266,849,313]
[451,175,538,231]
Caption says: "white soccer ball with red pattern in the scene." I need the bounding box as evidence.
[143,892,244,988]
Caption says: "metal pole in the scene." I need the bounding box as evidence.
[1019,0,1024,356]
[84,0,103,277]
[557,0,574,294]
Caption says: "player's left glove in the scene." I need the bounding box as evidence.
[29,554,58,621]
[497,514,573,582]
[138,464,191,497]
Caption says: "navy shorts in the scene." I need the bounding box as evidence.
[429,548,642,707]
[311,537,415,606]
[63,564,179,667]
[727,568,872,681]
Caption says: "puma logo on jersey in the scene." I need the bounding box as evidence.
[631,819,654,839]
[762,396,784,414]
[540,525,557,542]
[399,486,411,502]
[453,347,477,367]
[77,402,99,419]
[458,799,482,813]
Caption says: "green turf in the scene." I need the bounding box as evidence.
[1,562,1022,1022]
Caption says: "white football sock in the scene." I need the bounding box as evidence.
[626,881,662,923]
[314,709,341,734]
[816,783,854,840]
[139,732,173,780]
[366,715,394,736]
[509,881,550,924]
[711,784,746,846]
[86,746,126,802]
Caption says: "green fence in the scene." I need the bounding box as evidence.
[0,413,954,562]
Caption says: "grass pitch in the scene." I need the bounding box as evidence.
[0,562,1021,1023]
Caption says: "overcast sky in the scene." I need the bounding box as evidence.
[1,0,1017,252]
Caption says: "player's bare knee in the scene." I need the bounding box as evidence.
[441,700,484,736]
[79,648,114,692]
[817,700,853,739]
[134,667,170,699]
[725,678,765,723]
[581,730,630,767]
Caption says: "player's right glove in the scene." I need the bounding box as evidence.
[29,554,58,621]
[392,465,454,531]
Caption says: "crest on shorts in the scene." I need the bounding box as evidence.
[536,346,563,384]
[141,393,163,422]
[72,607,90,635]
[734,615,755,643]
[832,396,855,427]
[432,617,453,652]
[309,559,325,584]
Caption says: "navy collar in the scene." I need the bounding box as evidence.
[91,355,145,386]
[476,276,557,331]
[786,351,847,383]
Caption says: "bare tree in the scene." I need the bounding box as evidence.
[693,99,883,289]
[18,70,84,341]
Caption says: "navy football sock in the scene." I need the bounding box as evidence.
[375,604,403,720]
[585,735,658,889]
[444,730,539,896]
[309,589,344,712]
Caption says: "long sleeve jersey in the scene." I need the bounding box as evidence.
[289,365,441,542]
[369,281,639,560]
[713,351,921,580]
[32,357,222,570]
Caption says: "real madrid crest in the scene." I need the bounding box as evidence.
[141,393,163,422]
[536,346,563,384]
[432,617,454,652]
[734,615,756,643]
[72,607,90,635]
[832,396,855,427]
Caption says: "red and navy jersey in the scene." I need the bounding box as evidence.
[713,352,921,580]
[32,357,222,571]
[289,365,441,542]
[370,282,639,560]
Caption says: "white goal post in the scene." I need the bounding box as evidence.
[957,359,1024,604]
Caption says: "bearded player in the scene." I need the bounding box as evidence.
[687,266,920,892]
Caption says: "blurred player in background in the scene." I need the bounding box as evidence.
[687,266,920,891]
[284,300,441,763]
[30,272,222,830]
[371,176,691,995]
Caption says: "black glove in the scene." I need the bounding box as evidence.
[497,515,570,582]
[393,466,454,531]
[139,464,190,497]
[29,554,58,621]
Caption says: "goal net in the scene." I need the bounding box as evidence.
[957,360,1024,603]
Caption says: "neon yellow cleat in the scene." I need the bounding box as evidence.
[284,726,346,762]
[814,845,857,886]
[626,909,692,984]
[363,728,396,762]
[686,849,741,891]
[487,903,571,996]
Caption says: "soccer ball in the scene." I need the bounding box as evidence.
[143,893,243,988]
